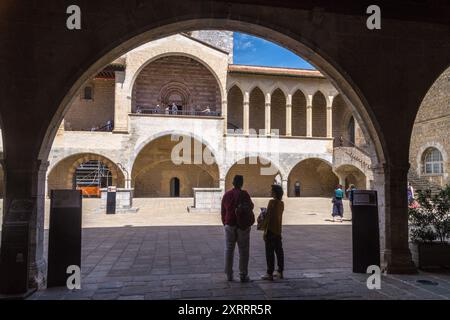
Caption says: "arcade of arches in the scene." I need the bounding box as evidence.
[1,1,450,295]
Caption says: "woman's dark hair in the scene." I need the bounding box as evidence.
[271,184,283,200]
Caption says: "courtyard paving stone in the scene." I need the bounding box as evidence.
[11,198,450,300]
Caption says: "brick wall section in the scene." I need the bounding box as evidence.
[409,66,450,186]
[288,158,339,197]
[132,56,221,113]
[292,90,307,136]
[271,89,286,135]
[249,87,265,133]
[312,92,327,137]
[64,79,115,131]
[227,85,243,130]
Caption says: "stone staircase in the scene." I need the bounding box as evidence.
[333,146,372,173]
[407,170,442,194]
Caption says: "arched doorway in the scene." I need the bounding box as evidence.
[170,177,180,197]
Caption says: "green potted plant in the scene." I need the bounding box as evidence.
[408,184,450,270]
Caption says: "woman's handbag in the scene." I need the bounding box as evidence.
[257,207,267,230]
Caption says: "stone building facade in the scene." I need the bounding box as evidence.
[409,66,450,191]
[45,31,374,198]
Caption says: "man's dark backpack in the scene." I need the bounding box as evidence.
[235,191,255,230]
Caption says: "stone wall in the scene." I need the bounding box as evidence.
[409,66,450,186]
[134,161,219,197]
[189,30,234,63]
[64,79,115,131]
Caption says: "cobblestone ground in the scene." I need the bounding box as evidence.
[2,198,449,300]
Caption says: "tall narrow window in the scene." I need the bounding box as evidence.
[422,148,444,175]
[348,116,355,145]
[83,86,93,100]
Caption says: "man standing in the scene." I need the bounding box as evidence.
[221,175,254,282]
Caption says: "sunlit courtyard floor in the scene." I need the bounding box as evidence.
[1,198,450,300]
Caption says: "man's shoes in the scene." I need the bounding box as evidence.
[240,275,251,283]
[274,271,284,279]
[261,274,273,281]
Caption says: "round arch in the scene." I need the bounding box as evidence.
[131,133,220,197]
[131,130,221,170]
[47,152,126,195]
[130,53,224,109]
[128,49,226,103]
[287,157,339,197]
[334,164,367,191]
[224,156,284,197]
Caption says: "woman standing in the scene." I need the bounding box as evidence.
[261,184,285,281]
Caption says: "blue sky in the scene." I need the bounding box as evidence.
[233,32,315,70]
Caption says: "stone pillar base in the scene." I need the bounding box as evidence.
[29,258,47,289]
[383,249,417,274]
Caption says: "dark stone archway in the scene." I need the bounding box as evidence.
[2,1,450,292]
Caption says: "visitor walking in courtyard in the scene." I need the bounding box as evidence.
[407,182,415,205]
[294,181,301,197]
[221,175,255,283]
[332,184,344,222]
[260,184,285,281]
[346,184,357,220]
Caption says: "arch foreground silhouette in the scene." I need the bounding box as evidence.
[3,2,450,291]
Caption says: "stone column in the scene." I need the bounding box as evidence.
[286,94,292,136]
[219,178,225,191]
[265,93,271,136]
[243,91,250,135]
[326,95,334,138]
[222,99,228,135]
[381,163,417,274]
[57,119,65,136]
[306,94,313,137]
[282,179,288,198]
[113,71,129,133]
[0,159,49,293]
